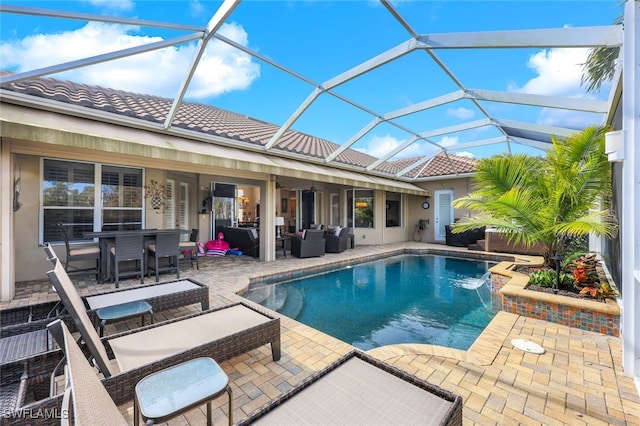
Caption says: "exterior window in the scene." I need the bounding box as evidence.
[385,192,402,227]
[101,165,143,231]
[347,189,374,229]
[43,160,95,243]
[42,159,143,243]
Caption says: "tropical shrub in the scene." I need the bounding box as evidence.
[451,125,617,268]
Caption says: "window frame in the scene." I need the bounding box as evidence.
[385,191,403,228]
[41,158,144,244]
[347,189,374,229]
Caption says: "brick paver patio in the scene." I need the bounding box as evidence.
[3,242,639,425]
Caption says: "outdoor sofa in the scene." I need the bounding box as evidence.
[444,224,485,248]
[222,226,260,258]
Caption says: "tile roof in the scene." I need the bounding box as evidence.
[377,153,477,178]
[0,74,475,179]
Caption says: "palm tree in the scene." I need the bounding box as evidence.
[451,125,617,267]
[581,4,623,93]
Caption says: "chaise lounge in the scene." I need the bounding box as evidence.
[46,257,280,405]
[1,256,280,424]
[2,245,209,339]
[238,349,463,425]
[48,319,234,426]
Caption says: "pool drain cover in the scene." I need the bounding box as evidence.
[511,338,545,354]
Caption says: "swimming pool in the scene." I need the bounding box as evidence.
[245,254,498,350]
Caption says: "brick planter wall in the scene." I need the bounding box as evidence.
[491,262,620,336]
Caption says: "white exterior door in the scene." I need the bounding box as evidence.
[434,189,454,241]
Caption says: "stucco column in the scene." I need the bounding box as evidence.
[0,139,16,301]
[259,176,278,262]
[621,0,640,380]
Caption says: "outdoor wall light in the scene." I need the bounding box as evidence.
[604,130,624,162]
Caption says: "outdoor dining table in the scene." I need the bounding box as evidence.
[84,229,189,284]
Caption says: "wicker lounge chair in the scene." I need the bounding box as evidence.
[48,319,233,426]
[238,350,463,426]
[1,250,278,424]
[0,277,208,339]
[46,257,280,406]
[2,244,209,341]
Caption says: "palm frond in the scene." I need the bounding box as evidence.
[580,5,622,94]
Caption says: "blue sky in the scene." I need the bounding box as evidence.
[0,0,621,160]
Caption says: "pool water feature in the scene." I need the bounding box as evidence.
[245,254,498,351]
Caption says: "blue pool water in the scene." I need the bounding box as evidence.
[245,254,498,350]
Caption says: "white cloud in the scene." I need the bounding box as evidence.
[454,151,476,159]
[537,108,604,130]
[357,134,442,159]
[357,135,402,158]
[507,47,611,130]
[84,0,134,11]
[189,23,261,98]
[355,132,485,159]
[0,21,260,99]
[190,0,206,17]
[446,107,474,120]
[438,136,459,147]
[509,47,589,97]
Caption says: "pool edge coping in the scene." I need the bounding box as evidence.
[246,247,519,290]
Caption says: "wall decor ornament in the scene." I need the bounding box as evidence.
[144,179,169,210]
[13,163,22,212]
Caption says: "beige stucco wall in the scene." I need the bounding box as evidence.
[13,154,52,282]
[407,177,473,244]
[10,154,473,283]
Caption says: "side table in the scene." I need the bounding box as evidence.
[276,235,291,258]
[95,300,154,337]
[134,357,233,426]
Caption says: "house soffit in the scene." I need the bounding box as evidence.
[0,102,427,195]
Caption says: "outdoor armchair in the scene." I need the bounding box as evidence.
[324,226,352,253]
[290,229,325,258]
[179,228,199,270]
[110,233,145,287]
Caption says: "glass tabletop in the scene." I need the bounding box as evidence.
[96,300,152,321]
[135,357,228,419]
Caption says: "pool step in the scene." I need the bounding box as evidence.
[279,286,304,320]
